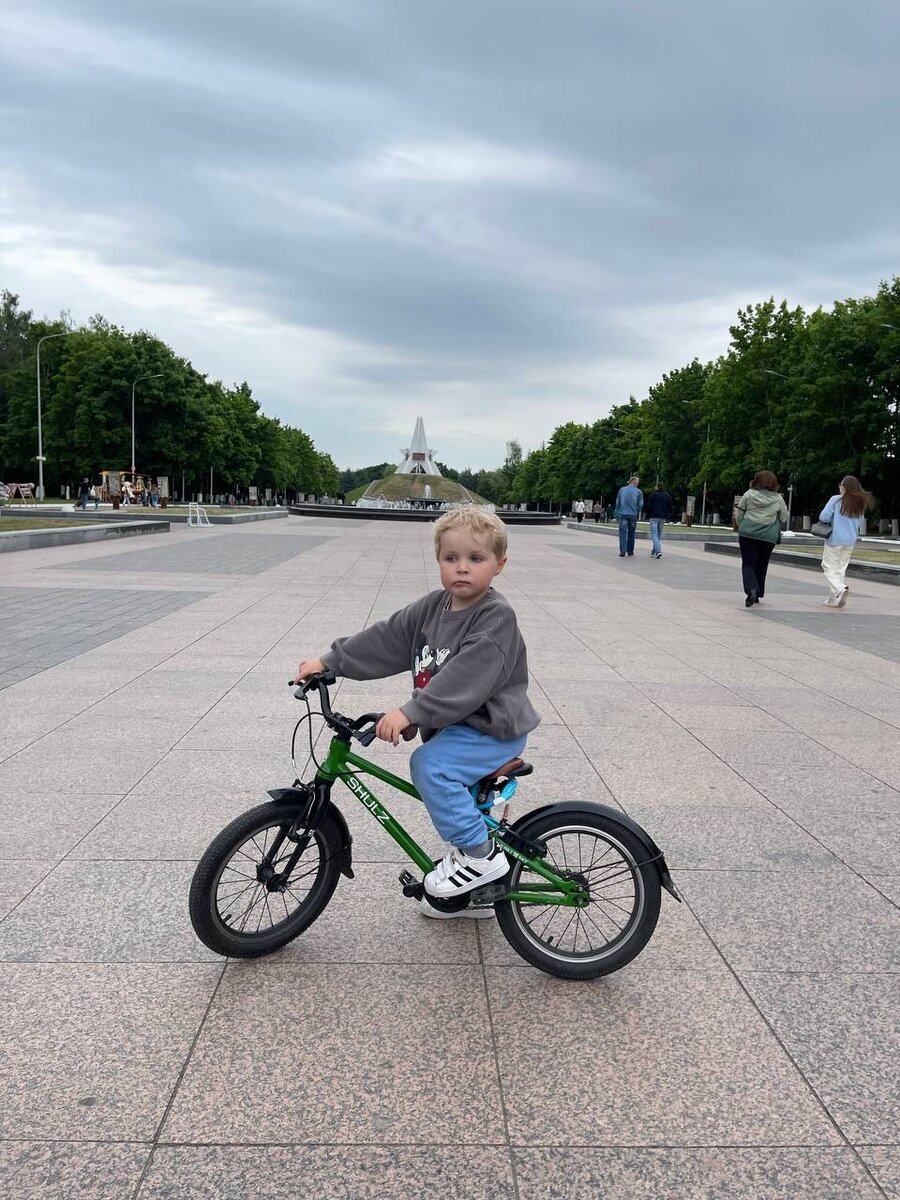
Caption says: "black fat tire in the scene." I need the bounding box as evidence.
[189,801,342,958]
[495,809,661,980]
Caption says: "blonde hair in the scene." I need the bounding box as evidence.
[433,507,507,560]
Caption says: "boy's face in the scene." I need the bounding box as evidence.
[437,528,506,609]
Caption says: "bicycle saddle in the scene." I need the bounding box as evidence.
[477,757,533,787]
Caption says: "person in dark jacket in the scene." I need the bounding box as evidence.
[645,483,674,558]
[78,478,91,510]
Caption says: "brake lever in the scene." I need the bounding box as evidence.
[355,712,385,747]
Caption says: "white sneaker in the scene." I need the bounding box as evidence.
[418,899,495,920]
[823,597,839,607]
[836,587,849,608]
[424,844,509,898]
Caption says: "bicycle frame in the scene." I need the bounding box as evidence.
[315,734,587,907]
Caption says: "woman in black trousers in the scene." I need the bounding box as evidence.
[733,470,789,607]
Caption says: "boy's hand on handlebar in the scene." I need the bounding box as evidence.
[293,657,326,684]
[376,709,412,746]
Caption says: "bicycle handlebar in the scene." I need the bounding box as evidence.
[288,672,383,746]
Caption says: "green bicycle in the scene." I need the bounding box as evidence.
[189,672,680,980]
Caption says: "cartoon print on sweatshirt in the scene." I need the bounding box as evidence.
[414,643,452,689]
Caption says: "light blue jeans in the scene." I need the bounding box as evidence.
[649,518,664,555]
[410,724,528,853]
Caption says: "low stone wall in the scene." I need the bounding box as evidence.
[704,542,900,586]
[290,504,561,525]
[0,520,169,554]
[2,507,287,525]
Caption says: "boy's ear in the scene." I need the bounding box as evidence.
[493,556,508,576]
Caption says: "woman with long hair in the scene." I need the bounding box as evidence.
[732,470,789,607]
[818,476,874,607]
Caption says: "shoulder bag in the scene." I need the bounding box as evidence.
[810,520,833,538]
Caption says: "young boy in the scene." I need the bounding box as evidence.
[294,507,540,911]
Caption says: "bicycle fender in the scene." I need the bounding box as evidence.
[267,787,354,880]
[514,801,680,902]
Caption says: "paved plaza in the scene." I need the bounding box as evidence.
[0,516,898,1199]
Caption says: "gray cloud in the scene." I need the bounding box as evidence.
[1,0,898,468]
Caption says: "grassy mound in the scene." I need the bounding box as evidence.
[348,474,490,505]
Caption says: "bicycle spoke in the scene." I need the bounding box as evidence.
[213,820,326,936]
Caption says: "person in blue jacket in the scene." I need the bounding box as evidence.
[645,483,674,558]
[614,476,643,557]
[819,476,873,607]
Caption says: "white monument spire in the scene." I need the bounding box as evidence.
[398,416,441,476]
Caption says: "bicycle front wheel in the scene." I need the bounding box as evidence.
[189,801,342,958]
[495,810,661,980]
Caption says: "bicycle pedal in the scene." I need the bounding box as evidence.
[398,869,424,900]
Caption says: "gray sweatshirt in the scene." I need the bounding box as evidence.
[321,588,541,743]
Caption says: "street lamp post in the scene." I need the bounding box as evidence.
[700,420,710,526]
[131,373,163,477]
[35,331,76,499]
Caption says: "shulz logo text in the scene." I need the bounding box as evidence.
[345,776,389,823]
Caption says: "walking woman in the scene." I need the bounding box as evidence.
[818,476,874,608]
[732,470,789,607]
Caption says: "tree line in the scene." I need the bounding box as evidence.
[4,278,897,517]
[501,280,899,522]
[0,292,339,499]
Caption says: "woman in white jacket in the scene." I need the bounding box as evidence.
[818,476,873,608]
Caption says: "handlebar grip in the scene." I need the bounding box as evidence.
[288,669,337,698]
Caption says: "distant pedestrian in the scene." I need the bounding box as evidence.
[733,470,789,607]
[150,483,160,508]
[574,499,586,524]
[89,483,99,509]
[78,477,90,510]
[645,483,674,559]
[818,475,874,608]
[615,476,643,557]
[592,501,603,524]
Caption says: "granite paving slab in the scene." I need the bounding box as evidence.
[486,964,839,1146]
[858,1147,900,1198]
[512,1147,884,1199]
[69,789,265,861]
[0,860,57,919]
[755,609,900,661]
[0,791,122,859]
[47,532,333,576]
[0,1142,150,1200]
[0,587,209,688]
[161,962,502,1144]
[138,1145,517,1200]
[626,803,840,870]
[0,963,221,1139]
[0,860,218,962]
[743,971,900,1143]
[679,868,900,972]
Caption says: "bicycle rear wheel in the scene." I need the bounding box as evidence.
[495,809,661,980]
[189,801,342,958]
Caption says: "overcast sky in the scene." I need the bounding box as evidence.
[2,1,898,470]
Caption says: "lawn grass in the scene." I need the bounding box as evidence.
[778,544,900,565]
[0,517,84,532]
